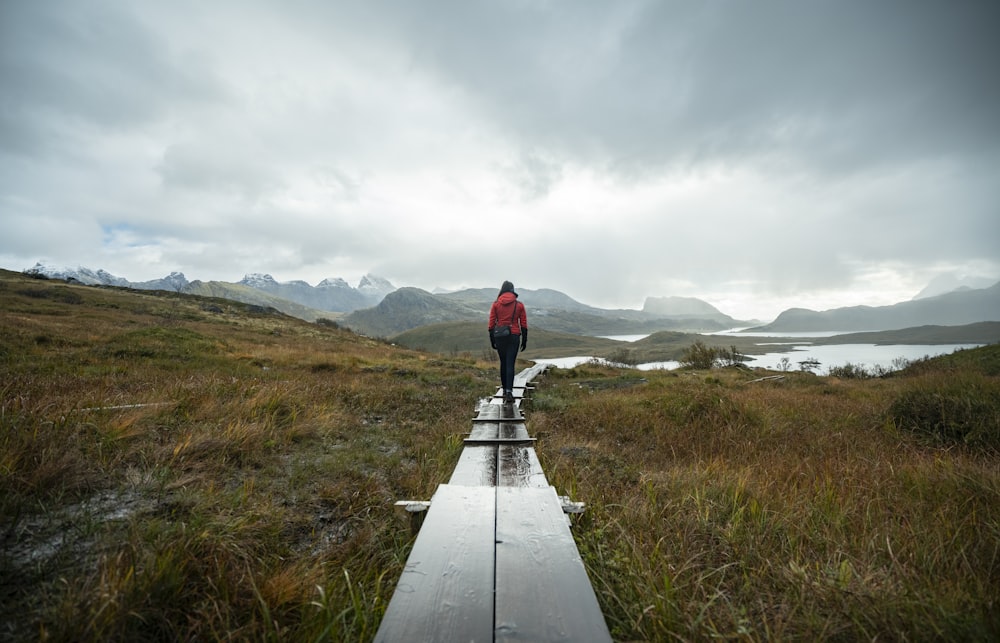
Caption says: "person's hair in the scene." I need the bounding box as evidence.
[498,280,515,298]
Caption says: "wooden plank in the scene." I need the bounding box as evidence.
[448,446,497,486]
[513,363,548,387]
[467,423,499,440]
[497,446,549,488]
[464,437,536,445]
[476,403,503,420]
[472,416,524,424]
[374,485,497,643]
[498,422,529,440]
[494,486,612,642]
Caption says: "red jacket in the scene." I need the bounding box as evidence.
[489,292,527,335]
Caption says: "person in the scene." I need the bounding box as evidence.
[488,280,528,404]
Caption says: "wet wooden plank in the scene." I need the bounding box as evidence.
[494,486,612,642]
[453,430,538,485]
[467,423,499,440]
[477,402,503,420]
[497,445,549,488]
[374,485,496,643]
[464,438,536,445]
[499,427,529,443]
[448,445,497,486]
[453,444,545,487]
[477,401,524,420]
[472,416,524,423]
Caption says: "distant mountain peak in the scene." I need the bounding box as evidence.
[134,271,189,291]
[240,273,278,287]
[317,277,351,289]
[358,273,395,296]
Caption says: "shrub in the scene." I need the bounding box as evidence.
[798,357,821,373]
[605,348,639,367]
[717,345,746,368]
[678,342,745,369]
[827,362,875,379]
[679,340,718,369]
[889,373,1000,451]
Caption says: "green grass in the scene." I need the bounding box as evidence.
[2,270,998,641]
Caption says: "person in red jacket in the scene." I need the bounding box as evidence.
[488,280,528,403]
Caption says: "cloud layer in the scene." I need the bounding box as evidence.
[2,0,998,319]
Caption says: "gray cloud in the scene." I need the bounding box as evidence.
[0,2,225,159]
[1,0,997,320]
[383,1,1000,176]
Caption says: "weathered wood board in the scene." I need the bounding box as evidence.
[378,364,611,642]
[494,486,612,642]
[449,445,497,486]
[497,445,548,488]
[374,485,497,643]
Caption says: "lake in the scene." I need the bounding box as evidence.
[740,343,983,372]
[537,332,984,374]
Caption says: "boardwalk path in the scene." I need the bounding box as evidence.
[374,363,612,642]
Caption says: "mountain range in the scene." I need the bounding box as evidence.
[19,263,1000,337]
[23,262,394,319]
[343,287,746,337]
[752,281,1000,332]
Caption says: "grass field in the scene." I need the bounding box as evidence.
[2,270,998,640]
[533,358,999,640]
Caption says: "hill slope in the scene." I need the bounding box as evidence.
[345,287,747,337]
[0,267,499,641]
[183,280,332,321]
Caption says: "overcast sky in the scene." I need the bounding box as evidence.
[2,1,998,320]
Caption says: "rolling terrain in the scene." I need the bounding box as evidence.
[1,268,997,640]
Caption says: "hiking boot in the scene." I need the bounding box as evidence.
[504,390,515,404]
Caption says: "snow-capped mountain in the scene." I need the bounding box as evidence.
[358,274,395,300]
[22,263,396,314]
[238,273,281,290]
[25,263,190,292]
[237,273,383,312]
[317,277,352,289]
[24,262,130,287]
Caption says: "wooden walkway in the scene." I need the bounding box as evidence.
[374,363,612,642]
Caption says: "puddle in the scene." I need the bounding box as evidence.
[3,487,150,571]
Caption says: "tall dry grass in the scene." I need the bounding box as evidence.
[1,273,493,641]
[534,361,1000,640]
[3,272,998,641]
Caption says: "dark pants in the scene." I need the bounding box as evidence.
[496,333,520,393]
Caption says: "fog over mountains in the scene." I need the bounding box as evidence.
[753,282,1000,333]
[20,263,1000,337]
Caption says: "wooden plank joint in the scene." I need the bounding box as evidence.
[463,437,537,446]
[394,500,431,534]
[558,495,587,515]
